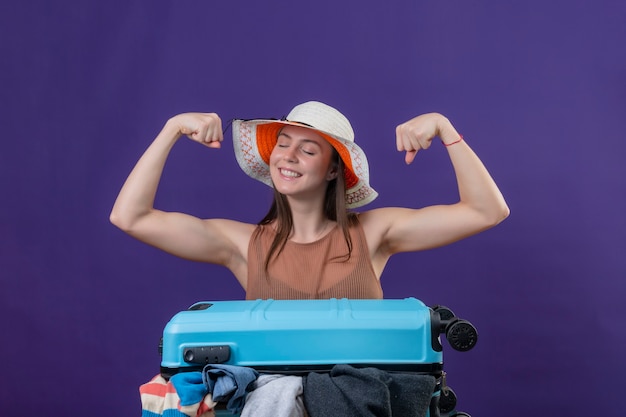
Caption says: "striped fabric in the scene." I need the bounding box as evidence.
[140,374,217,417]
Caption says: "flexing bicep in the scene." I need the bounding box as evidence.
[367,205,499,255]
[119,210,251,266]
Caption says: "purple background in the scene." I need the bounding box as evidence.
[1,1,624,416]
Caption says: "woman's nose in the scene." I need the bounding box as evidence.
[282,146,297,162]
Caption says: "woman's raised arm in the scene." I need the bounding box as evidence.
[363,113,510,259]
[110,113,252,273]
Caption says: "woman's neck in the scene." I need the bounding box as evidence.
[285,198,334,243]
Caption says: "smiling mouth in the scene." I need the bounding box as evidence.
[279,168,302,178]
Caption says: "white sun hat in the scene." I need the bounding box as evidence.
[232,101,378,209]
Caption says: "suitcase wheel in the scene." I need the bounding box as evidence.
[438,386,458,413]
[445,319,478,352]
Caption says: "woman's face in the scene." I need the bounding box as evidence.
[269,125,338,201]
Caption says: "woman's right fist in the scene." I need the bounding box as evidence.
[167,112,223,148]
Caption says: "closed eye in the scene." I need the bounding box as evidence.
[277,130,322,155]
[276,133,291,148]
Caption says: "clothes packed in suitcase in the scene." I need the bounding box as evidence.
[143,297,477,417]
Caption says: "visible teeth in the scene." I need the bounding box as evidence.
[281,169,301,177]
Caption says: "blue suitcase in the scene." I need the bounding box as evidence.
[159,298,476,416]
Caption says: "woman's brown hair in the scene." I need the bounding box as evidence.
[258,152,357,272]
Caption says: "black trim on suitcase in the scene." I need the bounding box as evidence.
[161,362,443,380]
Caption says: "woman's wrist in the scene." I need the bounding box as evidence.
[443,134,463,147]
[163,117,185,139]
[438,117,463,146]
[153,119,186,150]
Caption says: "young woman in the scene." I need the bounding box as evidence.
[110,101,509,299]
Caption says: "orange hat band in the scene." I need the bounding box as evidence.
[255,123,359,189]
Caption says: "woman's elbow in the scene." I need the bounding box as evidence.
[109,210,124,230]
[109,208,135,233]
[487,202,510,227]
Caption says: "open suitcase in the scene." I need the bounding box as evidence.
[159,297,476,417]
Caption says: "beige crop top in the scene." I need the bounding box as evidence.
[246,217,383,300]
